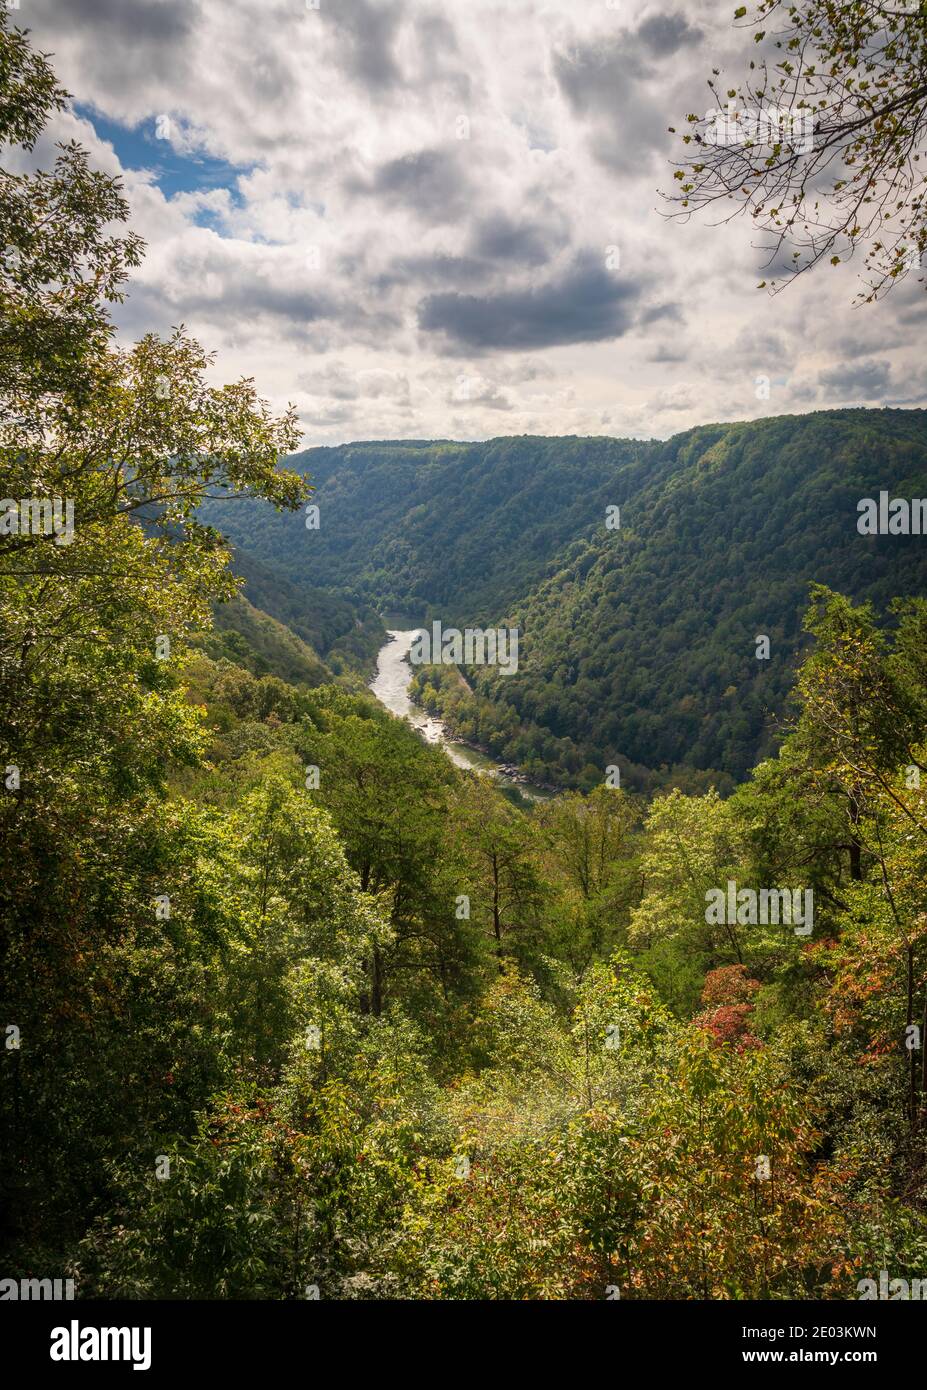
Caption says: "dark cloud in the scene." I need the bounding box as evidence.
[818,358,891,399]
[417,252,644,352]
[413,12,472,101]
[379,211,567,293]
[349,148,473,224]
[299,363,411,402]
[376,253,490,292]
[555,13,698,117]
[50,0,194,43]
[552,13,705,173]
[732,325,790,365]
[301,403,358,427]
[449,378,513,410]
[636,13,702,57]
[178,278,332,326]
[322,0,405,92]
[640,301,684,327]
[239,49,298,106]
[893,285,927,330]
[553,38,643,120]
[30,0,196,91]
[649,343,687,363]
[552,37,664,173]
[756,246,809,282]
[134,256,402,348]
[470,213,564,267]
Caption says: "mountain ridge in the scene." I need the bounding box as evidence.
[204,407,927,787]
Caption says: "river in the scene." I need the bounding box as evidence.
[368,628,550,800]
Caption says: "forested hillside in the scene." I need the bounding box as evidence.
[199,593,333,688]
[3,15,927,1306]
[207,412,927,789]
[208,434,645,618]
[227,547,385,679]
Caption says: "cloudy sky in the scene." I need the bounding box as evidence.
[14,0,927,445]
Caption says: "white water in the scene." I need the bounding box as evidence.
[369,628,549,798]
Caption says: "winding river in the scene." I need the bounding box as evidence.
[369,628,550,800]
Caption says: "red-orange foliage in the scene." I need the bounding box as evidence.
[696,968,763,1051]
[696,1003,763,1052]
[700,964,761,1008]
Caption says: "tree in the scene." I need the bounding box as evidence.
[695,965,764,1052]
[456,775,547,969]
[668,1,927,301]
[298,694,477,1015]
[629,788,747,963]
[0,11,307,1274]
[538,785,641,970]
[225,776,389,1079]
[780,587,927,1127]
[567,1030,847,1299]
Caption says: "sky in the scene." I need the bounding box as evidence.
[12,0,927,447]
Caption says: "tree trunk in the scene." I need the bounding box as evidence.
[908,944,916,1128]
[491,850,503,969]
[848,789,863,881]
[371,945,383,1017]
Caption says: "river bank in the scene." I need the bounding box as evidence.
[368,629,553,801]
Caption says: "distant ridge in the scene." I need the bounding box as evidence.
[204,408,927,787]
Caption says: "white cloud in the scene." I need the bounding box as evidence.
[17,0,927,444]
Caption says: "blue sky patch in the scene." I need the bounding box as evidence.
[77,104,251,203]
